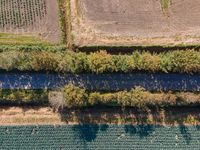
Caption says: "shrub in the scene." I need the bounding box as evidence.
[133,51,161,72]
[176,92,200,105]
[117,87,149,108]
[101,93,118,105]
[88,92,101,105]
[61,51,88,73]
[147,92,177,107]
[0,89,48,105]
[88,51,116,73]
[0,49,200,74]
[48,91,64,111]
[161,50,200,73]
[29,51,62,71]
[112,55,135,72]
[63,84,88,108]
[61,85,200,108]
[0,51,22,71]
[1,85,200,108]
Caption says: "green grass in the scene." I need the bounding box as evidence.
[0,33,50,45]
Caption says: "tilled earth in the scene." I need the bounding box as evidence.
[0,0,60,44]
[71,0,200,46]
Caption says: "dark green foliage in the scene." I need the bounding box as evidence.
[0,49,199,74]
[112,55,135,72]
[62,51,89,73]
[133,51,161,72]
[88,51,116,73]
[161,50,200,73]
[62,84,200,108]
[0,89,48,105]
[117,87,148,108]
[29,51,63,71]
[63,84,88,108]
[1,85,200,108]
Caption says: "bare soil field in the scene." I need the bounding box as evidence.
[0,0,61,44]
[71,0,200,46]
[0,106,200,125]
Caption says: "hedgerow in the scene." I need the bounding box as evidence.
[0,89,48,105]
[62,84,200,108]
[1,85,200,108]
[63,84,88,108]
[0,49,200,73]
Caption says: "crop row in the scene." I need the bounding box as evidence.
[0,49,199,74]
[0,125,199,149]
[0,0,47,29]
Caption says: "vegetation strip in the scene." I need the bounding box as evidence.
[61,84,200,108]
[0,125,199,149]
[0,49,199,74]
[0,89,48,105]
[0,45,66,52]
[2,85,200,109]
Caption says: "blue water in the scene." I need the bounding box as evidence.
[0,72,199,91]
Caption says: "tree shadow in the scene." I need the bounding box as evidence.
[124,124,156,138]
[72,124,108,142]
[58,106,200,146]
[179,125,192,145]
[195,125,200,130]
[162,106,197,145]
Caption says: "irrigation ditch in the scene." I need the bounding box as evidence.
[0,72,199,91]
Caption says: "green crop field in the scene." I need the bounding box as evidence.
[0,125,199,149]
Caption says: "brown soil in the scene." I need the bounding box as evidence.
[1,106,200,126]
[0,107,64,125]
[71,0,200,46]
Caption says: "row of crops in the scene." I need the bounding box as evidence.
[0,125,198,149]
[0,0,47,30]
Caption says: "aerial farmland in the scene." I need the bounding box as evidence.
[0,0,199,149]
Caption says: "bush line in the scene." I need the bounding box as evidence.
[0,89,48,105]
[0,49,199,73]
[1,85,200,108]
[62,84,200,108]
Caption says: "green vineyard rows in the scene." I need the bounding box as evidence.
[0,125,199,149]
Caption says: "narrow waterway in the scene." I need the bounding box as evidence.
[0,72,199,91]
